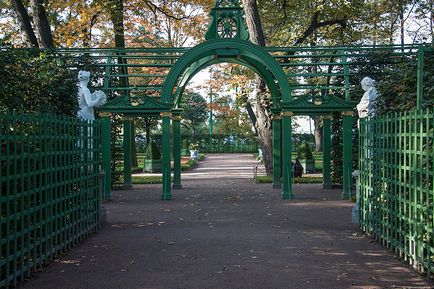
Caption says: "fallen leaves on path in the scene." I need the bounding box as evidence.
[224,194,241,201]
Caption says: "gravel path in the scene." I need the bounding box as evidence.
[20,154,433,289]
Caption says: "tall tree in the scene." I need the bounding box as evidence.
[181,91,209,138]
[242,0,359,170]
[10,0,53,47]
[30,0,53,47]
[242,0,276,175]
[108,0,126,48]
[11,0,39,47]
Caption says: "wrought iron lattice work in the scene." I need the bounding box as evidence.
[0,112,102,288]
[217,12,238,38]
[359,109,434,276]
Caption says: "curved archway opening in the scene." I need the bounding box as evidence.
[161,38,291,106]
[159,38,293,201]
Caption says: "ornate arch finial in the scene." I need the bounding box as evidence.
[205,0,249,41]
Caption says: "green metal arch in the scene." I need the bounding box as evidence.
[161,38,291,105]
[173,56,281,107]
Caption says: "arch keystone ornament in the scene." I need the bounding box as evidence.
[205,0,249,41]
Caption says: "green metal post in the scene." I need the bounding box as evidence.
[123,119,132,189]
[281,112,293,199]
[272,110,282,189]
[101,115,112,200]
[161,112,172,200]
[322,116,332,189]
[209,87,213,143]
[340,50,350,101]
[172,110,182,189]
[342,112,353,199]
[416,47,424,110]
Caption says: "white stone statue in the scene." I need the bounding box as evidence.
[77,70,107,121]
[352,77,378,224]
[356,76,377,118]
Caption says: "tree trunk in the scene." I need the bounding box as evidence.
[145,119,151,146]
[399,0,405,49]
[243,0,265,46]
[30,0,53,48]
[245,101,258,135]
[108,0,128,88]
[243,0,274,175]
[313,116,323,152]
[108,0,137,168]
[109,0,126,49]
[431,0,434,41]
[255,81,274,174]
[11,0,39,47]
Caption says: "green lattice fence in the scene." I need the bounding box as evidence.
[359,108,434,275]
[0,112,102,288]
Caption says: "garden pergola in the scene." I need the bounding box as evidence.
[97,0,356,200]
[2,3,433,286]
[95,0,429,202]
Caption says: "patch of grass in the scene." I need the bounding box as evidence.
[132,175,162,184]
[255,175,323,184]
[181,159,198,171]
[181,154,205,171]
[255,176,273,183]
[293,177,323,184]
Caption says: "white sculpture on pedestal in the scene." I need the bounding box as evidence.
[353,76,378,224]
[356,76,377,119]
[77,70,107,121]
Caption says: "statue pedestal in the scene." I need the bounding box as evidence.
[351,170,360,224]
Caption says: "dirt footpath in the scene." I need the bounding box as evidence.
[20,154,434,289]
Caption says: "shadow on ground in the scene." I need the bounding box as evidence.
[20,154,433,289]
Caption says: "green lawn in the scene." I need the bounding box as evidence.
[255,175,323,184]
[132,175,323,185]
[132,175,162,184]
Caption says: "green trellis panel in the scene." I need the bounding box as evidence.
[359,108,434,276]
[0,112,102,289]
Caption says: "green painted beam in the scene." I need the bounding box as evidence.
[172,109,182,190]
[281,113,293,200]
[272,112,282,189]
[161,113,172,200]
[123,119,132,190]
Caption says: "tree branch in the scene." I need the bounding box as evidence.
[293,11,320,45]
[143,1,189,21]
[293,11,347,45]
